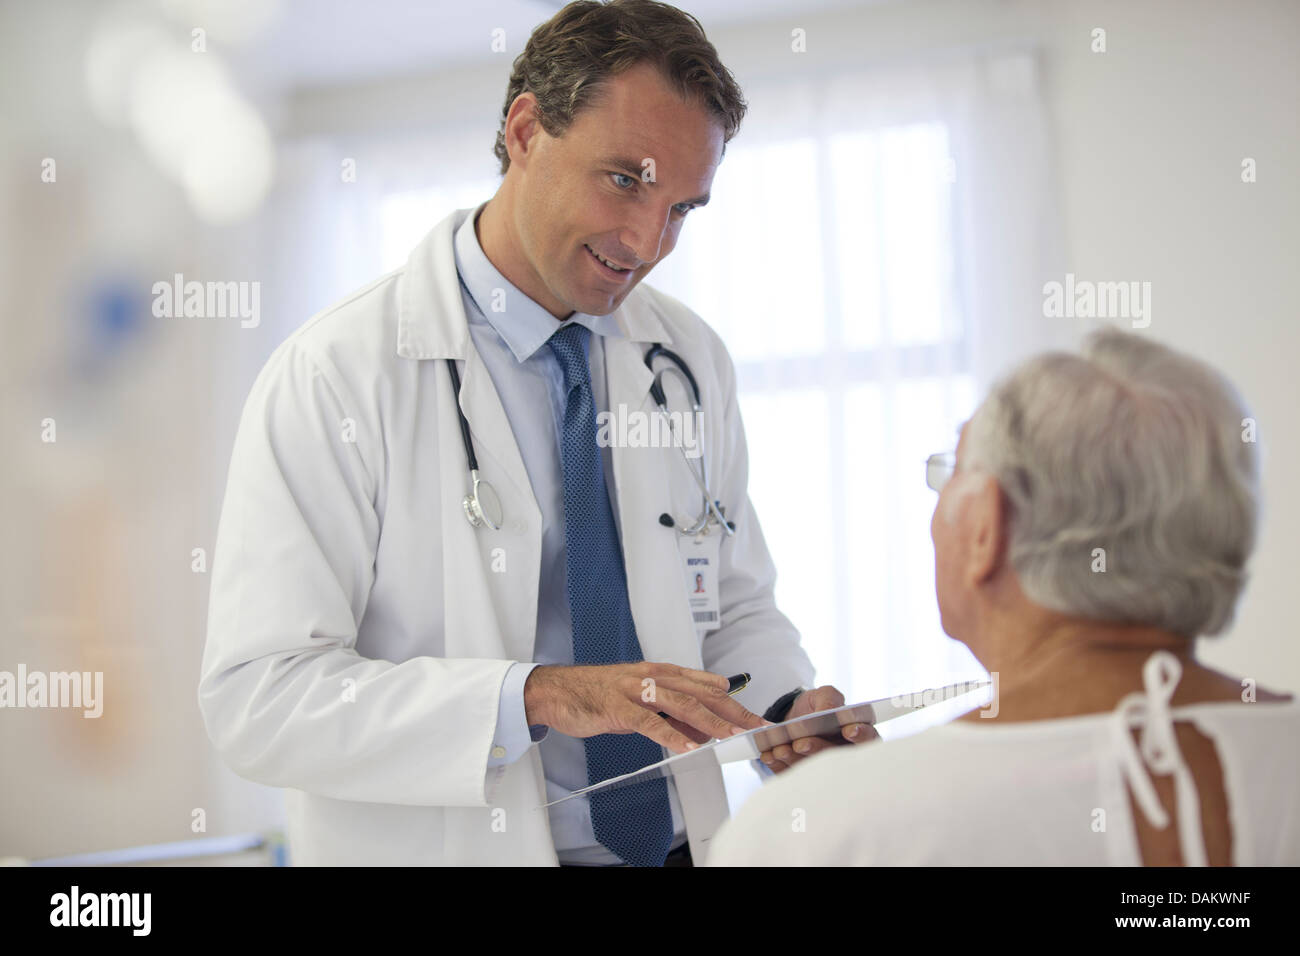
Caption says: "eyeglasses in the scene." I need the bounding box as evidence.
[925,452,956,492]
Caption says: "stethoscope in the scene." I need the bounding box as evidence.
[446,358,504,531]
[446,344,735,537]
[643,344,735,538]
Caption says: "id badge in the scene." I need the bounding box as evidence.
[677,530,722,636]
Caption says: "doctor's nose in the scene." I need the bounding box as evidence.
[619,206,673,266]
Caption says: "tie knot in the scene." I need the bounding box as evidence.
[547,322,592,394]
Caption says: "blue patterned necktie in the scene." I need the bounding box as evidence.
[547,322,674,867]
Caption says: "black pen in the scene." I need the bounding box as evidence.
[656,672,750,719]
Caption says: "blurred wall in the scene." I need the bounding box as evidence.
[1041,0,1299,692]
[0,0,282,859]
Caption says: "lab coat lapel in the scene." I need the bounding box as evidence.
[403,207,540,550]
[457,343,537,523]
[604,335,702,670]
[402,208,543,665]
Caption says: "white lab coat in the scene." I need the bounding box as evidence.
[198,206,815,865]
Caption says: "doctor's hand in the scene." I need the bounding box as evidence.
[523,663,768,755]
[759,684,878,774]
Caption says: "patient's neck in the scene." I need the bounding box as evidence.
[957,607,1205,722]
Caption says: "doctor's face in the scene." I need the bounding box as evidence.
[509,62,723,317]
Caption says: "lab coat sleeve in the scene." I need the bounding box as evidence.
[199,339,512,807]
[694,330,817,729]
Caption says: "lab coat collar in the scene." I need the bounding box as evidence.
[452,201,627,363]
[397,205,673,361]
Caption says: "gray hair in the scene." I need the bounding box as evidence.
[961,327,1260,637]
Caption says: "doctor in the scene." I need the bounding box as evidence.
[198,0,869,867]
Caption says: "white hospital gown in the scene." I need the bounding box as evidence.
[706,651,1300,866]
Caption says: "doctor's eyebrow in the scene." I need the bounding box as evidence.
[598,155,711,207]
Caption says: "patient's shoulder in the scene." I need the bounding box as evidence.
[1174,662,1294,705]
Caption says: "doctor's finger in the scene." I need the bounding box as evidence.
[663,716,712,745]
[651,674,767,730]
[770,743,797,765]
[630,707,704,755]
[789,735,837,758]
[841,722,879,743]
[650,685,756,741]
[798,685,846,714]
[760,746,797,773]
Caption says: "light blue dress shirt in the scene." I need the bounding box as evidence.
[453,202,689,864]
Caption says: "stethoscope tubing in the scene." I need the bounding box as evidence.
[446,358,479,473]
[446,358,503,531]
[446,344,735,537]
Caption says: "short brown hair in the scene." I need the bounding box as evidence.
[493,0,747,175]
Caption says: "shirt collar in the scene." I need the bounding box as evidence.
[453,201,626,363]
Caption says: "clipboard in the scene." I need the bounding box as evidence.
[539,678,990,808]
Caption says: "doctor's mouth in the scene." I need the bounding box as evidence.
[584,242,640,282]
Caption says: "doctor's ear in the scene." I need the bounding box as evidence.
[502,94,546,171]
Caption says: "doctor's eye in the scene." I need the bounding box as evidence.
[609,171,694,218]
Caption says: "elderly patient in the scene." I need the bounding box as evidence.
[708,328,1298,866]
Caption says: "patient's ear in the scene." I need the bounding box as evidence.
[965,476,1010,586]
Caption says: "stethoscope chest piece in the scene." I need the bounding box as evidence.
[462,469,503,531]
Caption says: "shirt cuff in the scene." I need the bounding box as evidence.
[487,662,548,769]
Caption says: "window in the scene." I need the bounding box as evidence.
[378,180,498,272]
[652,122,985,707]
